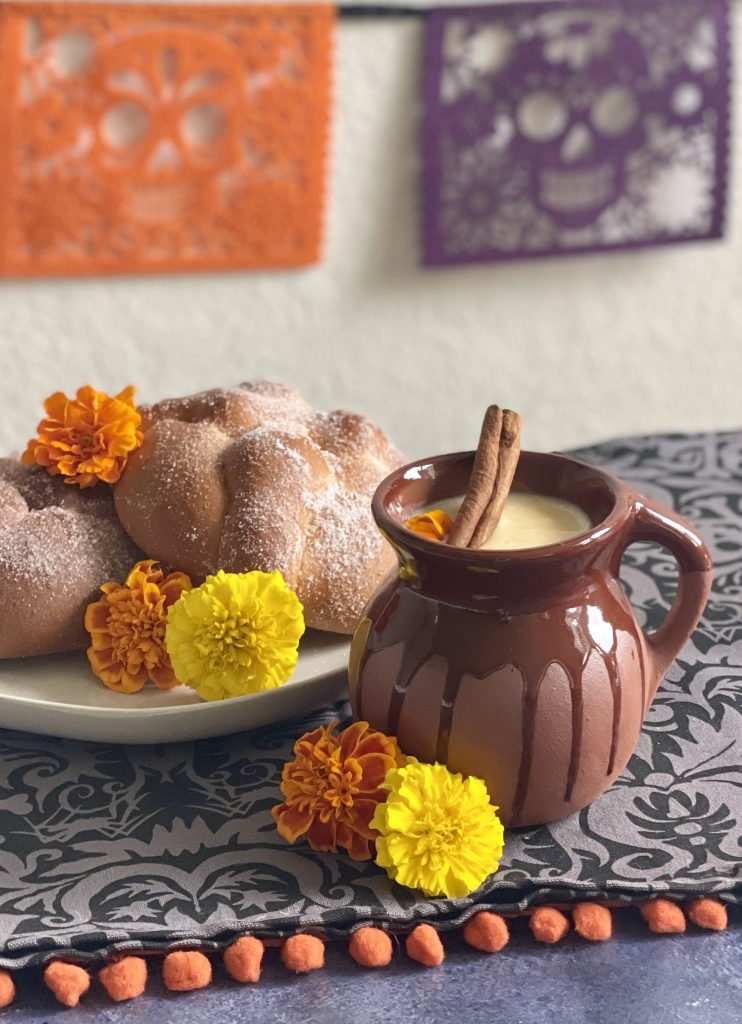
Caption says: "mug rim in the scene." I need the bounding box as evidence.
[372,449,631,563]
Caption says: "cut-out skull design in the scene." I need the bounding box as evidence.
[423,0,729,263]
[94,28,243,222]
[0,3,333,275]
[511,16,649,227]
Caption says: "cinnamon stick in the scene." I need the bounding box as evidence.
[469,409,522,548]
[447,405,522,550]
[446,405,503,548]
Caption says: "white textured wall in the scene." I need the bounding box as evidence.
[2,10,740,460]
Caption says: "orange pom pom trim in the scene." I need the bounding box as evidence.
[529,907,570,944]
[0,969,15,1008]
[98,957,147,1001]
[687,898,728,932]
[223,936,264,983]
[162,951,212,991]
[406,924,444,967]
[640,899,686,935]
[44,961,91,1007]
[349,927,393,968]
[573,903,612,942]
[463,911,510,953]
[281,935,325,973]
[1,898,733,1010]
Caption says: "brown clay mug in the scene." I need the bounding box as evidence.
[349,450,713,828]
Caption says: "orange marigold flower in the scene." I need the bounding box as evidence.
[272,721,405,861]
[85,560,192,694]
[405,509,453,542]
[22,385,143,488]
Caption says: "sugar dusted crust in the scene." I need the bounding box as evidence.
[114,382,406,634]
[0,460,142,658]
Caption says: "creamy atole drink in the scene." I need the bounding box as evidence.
[434,493,591,550]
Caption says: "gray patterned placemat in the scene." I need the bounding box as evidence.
[0,432,739,968]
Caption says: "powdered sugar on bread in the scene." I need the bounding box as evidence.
[0,462,141,658]
[114,382,405,633]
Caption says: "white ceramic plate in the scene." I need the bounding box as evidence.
[0,631,350,744]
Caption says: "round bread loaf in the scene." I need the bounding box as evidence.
[0,459,142,658]
[114,382,405,634]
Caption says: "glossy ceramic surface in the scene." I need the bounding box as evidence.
[349,451,713,827]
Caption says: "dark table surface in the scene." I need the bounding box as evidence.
[3,908,739,1023]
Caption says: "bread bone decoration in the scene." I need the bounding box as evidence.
[0,459,142,658]
[114,382,405,634]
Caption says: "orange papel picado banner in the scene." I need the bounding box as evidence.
[0,3,334,277]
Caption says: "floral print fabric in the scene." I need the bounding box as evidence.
[0,432,739,967]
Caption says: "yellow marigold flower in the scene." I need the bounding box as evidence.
[22,385,143,488]
[371,760,504,899]
[273,720,406,861]
[85,560,192,694]
[165,570,304,701]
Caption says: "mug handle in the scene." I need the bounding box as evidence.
[617,497,713,704]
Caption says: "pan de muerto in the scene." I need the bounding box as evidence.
[114,382,405,633]
[0,459,141,658]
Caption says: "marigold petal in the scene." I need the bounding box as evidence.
[273,803,314,844]
[353,733,405,763]
[336,823,373,861]
[74,385,98,408]
[295,724,336,756]
[338,721,373,760]
[116,671,147,694]
[21,442,37,466]
[374,835,393,872]
[354,752,402,790]
[346,798,382,838]
[304,815,337,853]
[84,602,110,631]
[115,385,138,408]
[71,472,98,488]
[89,633,117,653]
[87,459,123,485]
[161,575,192,603]
[93,666,137,692]
[149,664,179,690]
[44,391,70,421]
[87,648,116,674]
[405,510,453,542]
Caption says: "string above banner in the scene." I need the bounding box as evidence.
[338,4,426,14]
[338,1,739,15]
